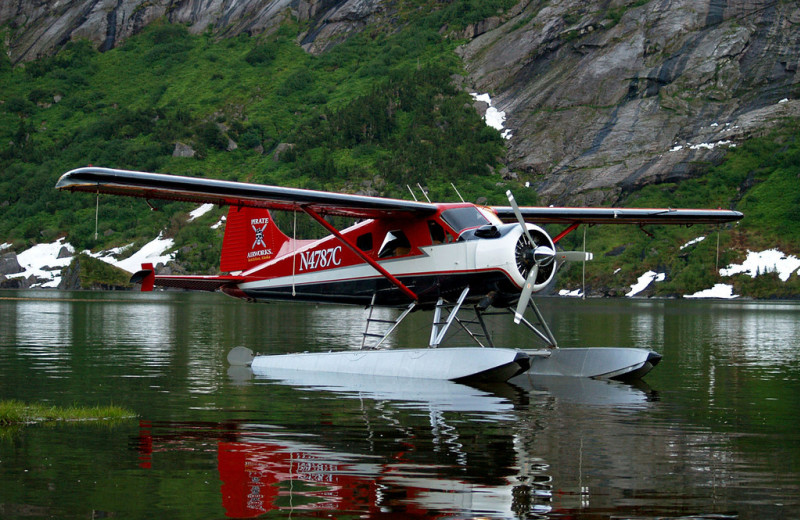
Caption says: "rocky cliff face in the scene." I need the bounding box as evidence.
[458,0,800,204]
[0,0,382,63]
[3,0,799,205]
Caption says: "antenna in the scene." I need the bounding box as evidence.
[406,185,418,201]
[417,183,432,203]
[450,182,465,203]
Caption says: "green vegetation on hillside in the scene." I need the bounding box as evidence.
[555,120,800,297]
[65,253,134,289]
[0,4,519,255]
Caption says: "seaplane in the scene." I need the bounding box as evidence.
[56,167,742,383]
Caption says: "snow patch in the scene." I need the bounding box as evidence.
[680,236,706,250]
[719,249,800,282]
[5,230,180,288]
[685,283,738,299]
[689,140,735,151]
[92,233,175,273]
[471,93,512,140]
[189,203,215,221]
[670,141,736,152]
[8,238,75,288]
[5,198,226,287]
[211,215,226,230]
[626,271,665,297]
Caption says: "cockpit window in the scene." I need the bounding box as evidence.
[440,207,490,234]
[378,230,411,258]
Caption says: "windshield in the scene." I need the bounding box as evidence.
[440,207,490,233]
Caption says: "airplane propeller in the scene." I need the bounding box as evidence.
[506,190,557,324]
[505,190,593,324]
[506,189,536,251]
[513,244,557,324]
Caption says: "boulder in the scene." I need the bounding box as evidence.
[0,252,23,275]
[173,142,196,158]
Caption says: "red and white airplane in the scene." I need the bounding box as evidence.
[56,167,742,382]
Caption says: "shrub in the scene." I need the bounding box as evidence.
[245,43,277,65]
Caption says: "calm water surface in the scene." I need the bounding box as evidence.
[0,290,798,519]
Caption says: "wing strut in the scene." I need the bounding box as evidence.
[302,206,419,302]
[552,222,581,243]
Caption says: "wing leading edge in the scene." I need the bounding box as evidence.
[492,206,743,226]
[56,167,438,220]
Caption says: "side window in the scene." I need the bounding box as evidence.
[356,232,373,251]
[428,220,446,244]
[378,230,411,258]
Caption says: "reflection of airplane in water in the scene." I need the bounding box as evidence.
[135,418,529,519]
[134,374,655,518]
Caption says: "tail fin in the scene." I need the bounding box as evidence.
[220,206,289,273]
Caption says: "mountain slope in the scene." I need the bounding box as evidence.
[1,0,800,297]
[458,0,800,205]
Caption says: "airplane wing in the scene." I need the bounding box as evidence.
[57,167,742,224]
[491,206,743,225]
[56,167,437,219]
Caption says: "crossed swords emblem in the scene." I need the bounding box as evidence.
[252,222,268,249]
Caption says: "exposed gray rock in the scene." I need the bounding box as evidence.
[272,142,295,161]
[458,0,800,204]
[0,0,380,63]
[173,142,196,158]
[0,252,23,275]
[0,274,30,289]
[298,0,384,54]
[58,260,81,290]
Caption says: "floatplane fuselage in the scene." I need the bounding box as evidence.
[56,167,742,383]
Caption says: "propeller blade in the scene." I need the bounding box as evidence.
[506,190,535,245]
[557,251,594,262]
[514,264,538,324]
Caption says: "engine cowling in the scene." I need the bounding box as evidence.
[473,223,557,295]
[514,223,556,291]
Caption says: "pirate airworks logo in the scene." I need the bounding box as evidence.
[248,217,273,260]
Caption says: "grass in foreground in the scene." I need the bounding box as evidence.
[0,400,136,425]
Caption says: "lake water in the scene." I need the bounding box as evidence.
[0,290,798,519]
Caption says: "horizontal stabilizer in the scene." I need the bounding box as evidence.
[129,263,247,292]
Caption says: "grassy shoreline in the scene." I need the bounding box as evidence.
[0,400,136,425]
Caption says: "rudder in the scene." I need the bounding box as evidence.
[220,206,289,273]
